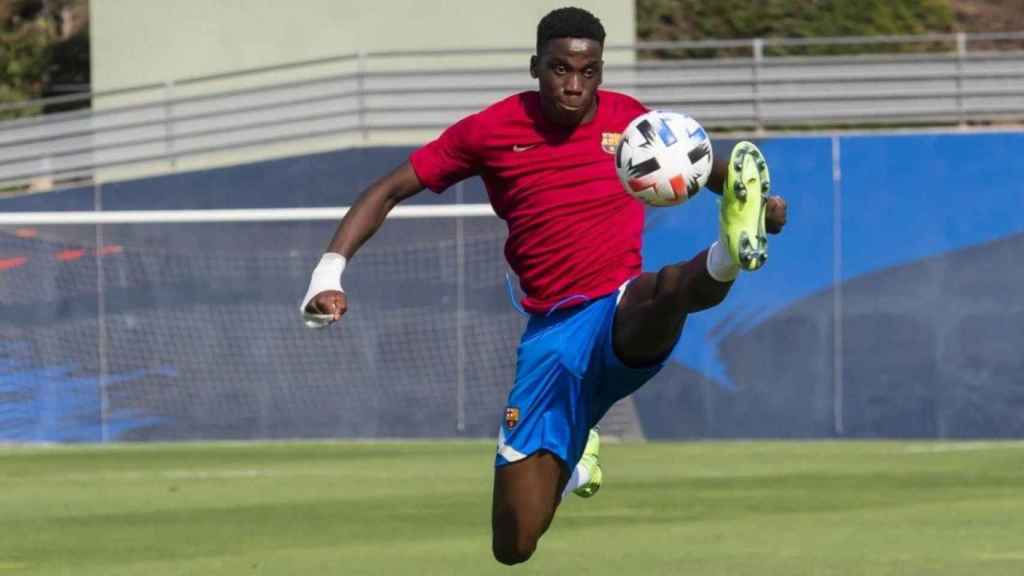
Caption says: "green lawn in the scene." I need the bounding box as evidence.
[2,440,1023,575]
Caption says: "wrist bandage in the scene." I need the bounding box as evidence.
[300,252,346,328]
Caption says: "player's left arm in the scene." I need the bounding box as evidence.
[705,140,788,235]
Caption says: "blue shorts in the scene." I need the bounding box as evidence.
[495,283,665,470]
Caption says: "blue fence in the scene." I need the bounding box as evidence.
[1,131,1022,441]
[638,131,1024,438]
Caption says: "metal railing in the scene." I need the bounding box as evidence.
[2,32,1024,192]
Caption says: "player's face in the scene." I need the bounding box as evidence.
[531,37,603,127]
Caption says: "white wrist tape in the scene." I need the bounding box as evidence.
[300,252,346,328]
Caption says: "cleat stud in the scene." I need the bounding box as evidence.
[733,151,746,171]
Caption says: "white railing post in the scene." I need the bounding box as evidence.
[36,155,53,191]
[163,80,177,171]
[357,49,368,143]
[752,38,764,134]
[955,32,968,129]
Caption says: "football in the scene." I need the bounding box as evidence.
[614,110,713,207]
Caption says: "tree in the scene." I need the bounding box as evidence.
[0,0,89,120]
[636,0,956,58]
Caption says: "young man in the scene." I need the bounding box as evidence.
[301,7,787,566]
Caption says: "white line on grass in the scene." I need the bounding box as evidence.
[902,441,1024,454]
[58,468,339,481]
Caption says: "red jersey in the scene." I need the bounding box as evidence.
[409,90,648,314]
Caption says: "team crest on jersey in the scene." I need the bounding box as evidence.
[504,407,520,428]
[601,132,621,154]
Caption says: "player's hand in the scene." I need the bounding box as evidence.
[766,196,787,234]
[303,291,348,323]
[301,253,348,328]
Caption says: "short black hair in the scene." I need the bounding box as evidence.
[536,7,606,55]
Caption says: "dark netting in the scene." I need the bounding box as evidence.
[0,217,527,441]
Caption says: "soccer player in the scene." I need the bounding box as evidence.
[301,6,787,566]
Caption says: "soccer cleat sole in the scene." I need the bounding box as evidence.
[723,141,771,271]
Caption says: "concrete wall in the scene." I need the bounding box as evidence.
[88,0,635,181]
[90,0,635,91]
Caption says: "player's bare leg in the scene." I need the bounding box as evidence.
[613,249,729,366]
[491,451,567,565]
[615,142,786,367]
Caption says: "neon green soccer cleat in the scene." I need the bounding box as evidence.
[573,428,603,498]
[722,141,771,271]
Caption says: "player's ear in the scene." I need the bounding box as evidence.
[529,55,538,79]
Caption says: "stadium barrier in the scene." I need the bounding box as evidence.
[2,32,1024,192]
[2,130,1022,442]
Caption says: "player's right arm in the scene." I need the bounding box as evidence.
[301,162,424,326]
[301,110,483,327]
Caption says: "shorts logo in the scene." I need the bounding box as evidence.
[504,407,520,429]
[601,132,621,154]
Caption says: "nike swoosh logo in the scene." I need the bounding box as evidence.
[512,144,538,152]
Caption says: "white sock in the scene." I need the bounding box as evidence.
[561,462,591,499]
[706,239,739,282]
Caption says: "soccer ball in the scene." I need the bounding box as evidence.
[614,110,713,207]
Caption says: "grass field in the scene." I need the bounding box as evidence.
[2,440,1023,575]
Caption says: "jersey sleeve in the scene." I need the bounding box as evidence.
[409,113,483,194]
